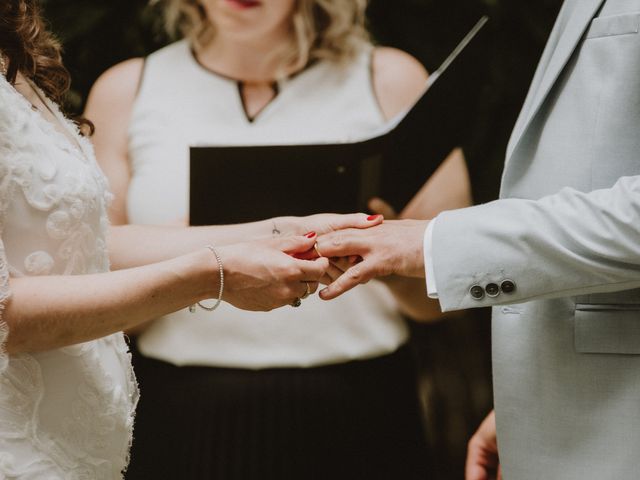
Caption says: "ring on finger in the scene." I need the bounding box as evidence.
[290,297,302,308]
[301,281,312,299]
[314,242,323,258]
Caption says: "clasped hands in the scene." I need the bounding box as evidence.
[216,210,429,312]
[309,216,429,300]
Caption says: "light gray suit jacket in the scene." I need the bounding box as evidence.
[431,0,640,477]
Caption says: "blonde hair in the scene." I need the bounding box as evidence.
[154,0,370,71]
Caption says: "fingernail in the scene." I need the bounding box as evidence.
[305,231,317,238]
[367,215,382,221]
[320,287,329,297]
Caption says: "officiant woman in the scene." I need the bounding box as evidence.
[86,0,472,478]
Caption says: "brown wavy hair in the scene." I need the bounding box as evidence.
[0,0,98,137]
[0,0,93,133]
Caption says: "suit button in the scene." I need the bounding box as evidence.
[501,280,516,294]
[486,283,500,297]
[470,285,485,300]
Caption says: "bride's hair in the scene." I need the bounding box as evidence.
[156,0,369,73]
[0,0,69,103]
[0,0,93,132]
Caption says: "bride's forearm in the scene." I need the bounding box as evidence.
[107,214,356,270]
[107,219,284,269]
[5,232,329,354]
[4,249,218,354]
[107,213,379,272]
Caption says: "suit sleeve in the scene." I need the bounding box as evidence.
[431,175,640,311]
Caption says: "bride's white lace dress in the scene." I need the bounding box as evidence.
[0,75,138,478]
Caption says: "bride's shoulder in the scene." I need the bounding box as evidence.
[0,74,56,180]
[0,74,23,112]
[0,75,33,140]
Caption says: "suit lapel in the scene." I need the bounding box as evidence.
[506,0,606,161]
[506,1,574,158]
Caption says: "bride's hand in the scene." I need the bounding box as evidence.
[278,212,384,238]
[217,233,330,311]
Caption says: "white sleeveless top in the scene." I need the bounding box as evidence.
[0,75,138,479]
[128,40,408,368]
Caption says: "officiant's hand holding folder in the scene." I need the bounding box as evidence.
[190,17,488,226]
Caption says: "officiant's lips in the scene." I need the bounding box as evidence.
[225,0,262,10]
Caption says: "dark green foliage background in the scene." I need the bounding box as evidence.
[41,1,563,478]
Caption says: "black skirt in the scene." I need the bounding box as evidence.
[126,342,431,480]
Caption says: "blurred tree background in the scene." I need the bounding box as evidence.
[41,0,563,478]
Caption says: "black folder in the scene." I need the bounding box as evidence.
[190,17,488,226]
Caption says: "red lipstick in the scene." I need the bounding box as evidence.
[225,0,261,9]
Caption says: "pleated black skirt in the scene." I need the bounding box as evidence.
[126,342,431,480]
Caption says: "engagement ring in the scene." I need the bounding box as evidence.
[301,282,311,299]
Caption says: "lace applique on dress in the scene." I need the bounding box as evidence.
[0,75,138,479]
[0,241,11,373]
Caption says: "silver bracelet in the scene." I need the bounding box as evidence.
[189,245,224,313]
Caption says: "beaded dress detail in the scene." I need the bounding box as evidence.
[0,75,138,479]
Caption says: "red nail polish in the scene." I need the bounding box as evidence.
[305,231,317,238]
[367,215,381,221]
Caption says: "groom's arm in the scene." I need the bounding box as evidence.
[430,174,640,311]
[318,175,640,307]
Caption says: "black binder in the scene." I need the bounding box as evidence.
[190,17,488,226]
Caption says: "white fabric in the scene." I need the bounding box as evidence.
[423,218,438,298]
[128,40,409,368]
[0,76,138,479]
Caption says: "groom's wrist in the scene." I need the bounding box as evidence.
[396,219,429,278]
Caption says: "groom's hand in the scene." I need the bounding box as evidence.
[316,219,429,300]
[466,410,501,480]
